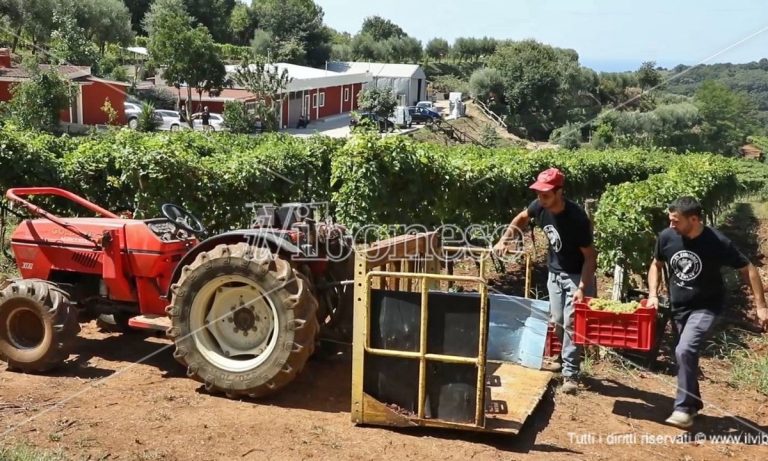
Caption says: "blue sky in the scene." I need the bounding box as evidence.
[314,0,768,71]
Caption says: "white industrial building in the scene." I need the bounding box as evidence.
[326,61,427,106]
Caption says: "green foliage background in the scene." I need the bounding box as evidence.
[1,125,765,275]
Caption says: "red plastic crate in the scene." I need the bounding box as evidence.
[574,298,657,351]
[544,323,562,357]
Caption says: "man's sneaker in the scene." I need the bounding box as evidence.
[664,410,696,429]
[561,377,579,395]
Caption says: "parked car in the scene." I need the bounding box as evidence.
[154,110,186,131]
[124,102,142,129]
[191,112,226,131]
[416,101,436,110]
[408,106,440,124]
[349,112,395,132]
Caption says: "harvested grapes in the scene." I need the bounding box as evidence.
[588,298,640,313]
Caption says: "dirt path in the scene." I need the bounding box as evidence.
[2,204,768,460]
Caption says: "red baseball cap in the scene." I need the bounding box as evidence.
[529,167,565,192]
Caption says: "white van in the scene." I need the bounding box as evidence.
[389,105,412,128]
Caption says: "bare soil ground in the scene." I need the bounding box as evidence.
[2,204,768,460]
[408,100,554,151]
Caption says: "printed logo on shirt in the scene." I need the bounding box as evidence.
[543,225,562,252]
[670,250,702,282]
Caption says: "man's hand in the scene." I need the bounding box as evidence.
[493,239,516,256]
[646,295,659,309]
[756,301,768,331]
[492,240,507,255]
[572,287,585,303]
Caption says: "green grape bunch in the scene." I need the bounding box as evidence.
[588,298,641,313]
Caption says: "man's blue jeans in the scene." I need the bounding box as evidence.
[547,271,591,378]
[673,309,717,414]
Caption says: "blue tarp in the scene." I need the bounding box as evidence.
[487,294,550,369]
[433,292,550,369]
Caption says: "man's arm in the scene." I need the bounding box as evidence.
[739,263,768,330]
[493,209,530,253]
[646,258,664,309]
[573,245,597,302]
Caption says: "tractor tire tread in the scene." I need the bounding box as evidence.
[168,243,318,398]
[0,280,79,372]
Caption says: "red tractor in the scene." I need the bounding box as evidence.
[0,187,352,398]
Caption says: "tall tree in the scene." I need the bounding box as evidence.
[637,61,662,90]
[232,56,292,131]
[9,0,57,49]
[49,10,99,66]
[76,0,133,54]
[251,0,330,66]
[188,27,227,117]
[387,36,421,63]
[230,2,256,46]
[469,67,504,102]
[183,0,236,43]
[8,65,72,131]
[425,38,450,62]
[123,0,153,34]
[359,16,405,41]
[357,86,397,121]
[329,28,352,45]
[488,40,563,138]
[694,80,757,155]
[0,0,23,51]
[452,37,481,62]
[145,0,225,125]
[487,40,597,139]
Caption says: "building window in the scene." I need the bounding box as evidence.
[319,92,325,107]
[344,88,349,102]
[312,93,318,108]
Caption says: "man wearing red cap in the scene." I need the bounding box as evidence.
[494,167,597,394]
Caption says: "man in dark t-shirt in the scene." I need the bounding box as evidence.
[648,196,768,429]
[494,168,597,394]
[201,106,211,129]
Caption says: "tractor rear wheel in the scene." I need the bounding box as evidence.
[0,280,80,372]
[167,243,319,398]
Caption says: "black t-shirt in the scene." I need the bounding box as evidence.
[527,198,593,274]
[653,226,749,316]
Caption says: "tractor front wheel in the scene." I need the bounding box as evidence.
[167,243,319,398]
[0,280,80,372]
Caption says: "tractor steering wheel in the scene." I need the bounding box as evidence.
[161,203,207,236]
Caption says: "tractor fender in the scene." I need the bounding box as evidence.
[166,230,302,298]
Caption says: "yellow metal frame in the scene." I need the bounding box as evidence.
[351,232,551,433]
[364,270,488,426]
[351,233,541,431]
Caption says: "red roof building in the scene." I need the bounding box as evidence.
[0,48,130,126]
[176,62,371,129]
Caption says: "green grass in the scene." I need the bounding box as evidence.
[730,350,768,395]
[748,200,768,220]
[728,335,768,395]
[0,444,66,461]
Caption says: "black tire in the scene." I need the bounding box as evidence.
[96,313,135,334]
[167,243,319,398]
[0,280,80,372]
